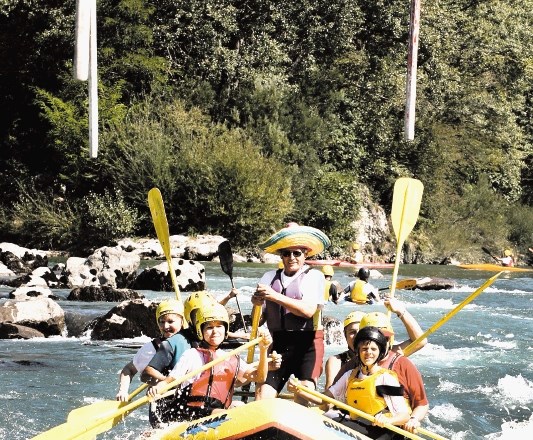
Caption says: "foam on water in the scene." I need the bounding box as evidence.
[485,414,533,440]
[430,402,463,421]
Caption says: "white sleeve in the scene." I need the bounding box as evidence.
[327,370,350,402]
[301,269,326,305]
[168,348,203,387]
[377,373,410,415]
[132,341,157,372]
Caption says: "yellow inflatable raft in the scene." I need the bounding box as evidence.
[150,398,373,440]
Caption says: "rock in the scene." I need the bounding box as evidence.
[87,299,159,340]
[8,285,59,301]
[323,316,343,346]
[0,262,15,277]
[133,259,205,292]
[0,243,49,274]
[67,286,143,302]
[0,297,66,336]
[65,246,140,288]
[0,322,46,339]
[414,277,456,290]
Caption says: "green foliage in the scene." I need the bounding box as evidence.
[304,169,360,255]
[80,189,141,248]
[6,184,79,250]
[100,98,293,245]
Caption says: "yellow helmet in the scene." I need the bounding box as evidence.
[184,291,217,327]
[322,265,334,277]
[504,249,512,257]
[156,299,186,327]
[352,242,360,250]
[359,312,394,347]
[194,302,229,341]
[343,311,366,328]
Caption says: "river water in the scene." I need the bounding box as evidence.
[1,262,532,439]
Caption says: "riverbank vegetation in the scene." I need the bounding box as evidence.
[1,0,532,259]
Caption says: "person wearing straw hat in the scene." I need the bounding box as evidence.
[252,222,330,405]
[496,249,514,267]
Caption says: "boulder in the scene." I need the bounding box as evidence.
[0,243,49,274]
[133,259,205,292]
[322,316,343,346]
[67,286,143,302]
[0,297,66,336]
[65,246,140,288]
[0,262,15,277]
[87,299,159,340]
[414,277,456,290]
[0,322,46,339]
[8,285,59,301]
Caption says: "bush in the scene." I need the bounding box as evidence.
[80,189,141,248]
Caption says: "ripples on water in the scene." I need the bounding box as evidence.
[1,263,532,439]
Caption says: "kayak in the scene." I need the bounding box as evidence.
[150,398,373,440]
[458,263,533,272]
[306,259,394,269]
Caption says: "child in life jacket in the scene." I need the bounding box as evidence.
[147,302,278,423]
[290,326,410,440]
[116,299,189,402]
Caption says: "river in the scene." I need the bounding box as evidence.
[1,262,532,439]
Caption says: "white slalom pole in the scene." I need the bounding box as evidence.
[404,0,421,141]
[74,0,90,81]
[88,0,98,158]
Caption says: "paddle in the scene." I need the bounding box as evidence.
[32,337,262,440]
[147,188,181,302]
[389,178,424,318]
[242,305,262,403]
[481,246,500,263]
[218,240,247,331]
[379,278,417,292]
[291,381,448,440]
[403,272,503,357]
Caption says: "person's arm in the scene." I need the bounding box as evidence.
[287,376,331,406]
[140,340,174,384]
[116,361,137,402]
[384,297,427,354]
[377,374,411,427]
[324,355,342,389]
[218,287,238,306]
[403,404,429,433]
[240,329,272,384]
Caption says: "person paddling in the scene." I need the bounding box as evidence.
[322,265,341,304]
[342,267,379,304]
[290,327,411,439]
[496,249,515,267]
[147,302,279,423]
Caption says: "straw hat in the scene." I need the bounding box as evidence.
[259,223,330,257]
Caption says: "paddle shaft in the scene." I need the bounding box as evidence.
[403,272,503,357]
[241,304,262,403]
[148,188,181,302]
[56,337,262,440]
[293,382,428,440]
[481,247,500,263]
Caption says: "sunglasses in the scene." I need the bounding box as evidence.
[281,250,304,258]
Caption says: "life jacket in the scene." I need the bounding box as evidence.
[350,279,368,304]
[266,267,321,331]
[184,348,240,414]
[345,368,404,418]
[324,280,332,301]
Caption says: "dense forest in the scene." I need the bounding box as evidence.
[1,0,532,260]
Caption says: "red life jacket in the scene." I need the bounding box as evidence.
[186,348,240,411]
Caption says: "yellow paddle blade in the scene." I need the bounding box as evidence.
[395,278,417,290]
[148,187,181,302]
[389,178,424,305]
[391,178,424,243]
[148,188,171,259]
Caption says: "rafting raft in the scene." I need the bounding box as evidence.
[151,398,373,440]
[457,263,533,272]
